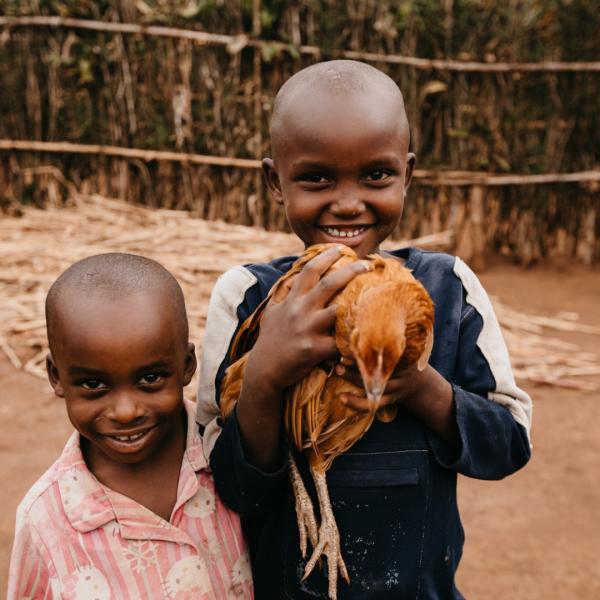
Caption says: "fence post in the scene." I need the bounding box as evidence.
[577,206,596,266]
[252,0,264,228]
[470,185,486,271]
[454,185,486,271]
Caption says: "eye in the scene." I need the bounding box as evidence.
[365,170,392,183]
[299,173,330,186]
[80,379,106,391]
[139,373,164,385]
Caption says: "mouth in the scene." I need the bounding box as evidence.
[319,225,370,240]
[101,426,157,453]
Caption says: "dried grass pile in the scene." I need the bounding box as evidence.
[1,195,598,394]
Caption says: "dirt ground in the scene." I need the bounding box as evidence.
[1,259,599,598]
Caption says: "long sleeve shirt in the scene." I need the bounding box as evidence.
[196,247,532,599]
[8,399,253,600]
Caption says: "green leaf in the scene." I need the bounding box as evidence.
[261,43,278,63]
[448,128,469,138]
[287,44,300,60]
[78,58,93,84]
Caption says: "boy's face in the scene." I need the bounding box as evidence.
[47,291,196,468]
[264,90,415,258]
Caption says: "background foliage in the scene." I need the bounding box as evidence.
[1,0,598,263]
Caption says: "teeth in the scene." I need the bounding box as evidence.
[113,431,145,442]
[323,227,365,239]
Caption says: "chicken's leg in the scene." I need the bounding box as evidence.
[288,451,318,557]
[302,468,350,600]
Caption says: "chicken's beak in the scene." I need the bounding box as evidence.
[357,353,389,414]
[363,374,387,413]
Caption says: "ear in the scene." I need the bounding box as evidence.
[262,158,284,204]
[404,152,416,191]
[46,353,65,397]
[183,343,197,386]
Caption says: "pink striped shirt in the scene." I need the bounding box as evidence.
[8,400,253,599]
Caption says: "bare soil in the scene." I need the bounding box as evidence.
[1,260,599,598]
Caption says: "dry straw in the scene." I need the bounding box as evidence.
[1,193,598,393]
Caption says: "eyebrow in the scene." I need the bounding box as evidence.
[67,360,173,378]
[360,154,403,169]
[67,367,107,377]
[290,154,402,173]
[133,361,173,376]
[289,160,334,172]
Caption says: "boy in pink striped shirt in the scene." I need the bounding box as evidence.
[8,253,253,599]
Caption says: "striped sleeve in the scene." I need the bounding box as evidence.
[453,257,532,438]
[8,509,53,600]
[426,257,532,479]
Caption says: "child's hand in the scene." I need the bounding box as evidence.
[335,358,458,446]
[246,247,370,394]
[335,358,426,411]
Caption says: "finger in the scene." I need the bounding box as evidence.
[339,356,355,367]
[312,336,340,363]
[308,260,370,306]
[338,392,367,411]
[391,361,418,378]
[335,361,360,375]
[335,364,363,387]
[291,246,344,295]
[270,272,298,304]
[311,304,338,332]
[339,392,396,412]
[377,393,397,407]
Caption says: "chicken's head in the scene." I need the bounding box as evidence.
[349,282,408,413]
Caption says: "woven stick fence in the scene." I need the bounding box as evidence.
[2,15,600,73]
[2,140,600,187]
[1,2,599,265]
[1,194,598,393]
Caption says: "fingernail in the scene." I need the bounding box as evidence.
[339,394,348,405]
[357,260,371,271]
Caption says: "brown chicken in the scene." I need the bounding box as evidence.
[220,243,434,600]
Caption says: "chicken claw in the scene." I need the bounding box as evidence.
[302,469,350,600]
[288,452,318,557]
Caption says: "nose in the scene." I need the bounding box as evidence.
[108,391,145,425]
[330,186,366,217]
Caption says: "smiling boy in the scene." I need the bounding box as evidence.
[263,60,413,258]
[8,253,252,599]
[197,61,532,598]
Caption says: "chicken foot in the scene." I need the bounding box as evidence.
[303,469,350,600]
[288,451,319,557]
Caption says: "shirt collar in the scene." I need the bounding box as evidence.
[182,398,208,472]
[58,398,208,534]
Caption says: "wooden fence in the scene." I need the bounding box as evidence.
[1,2,598,265]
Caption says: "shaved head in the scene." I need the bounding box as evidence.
[46,253,188,353]
[270,60,409,161]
